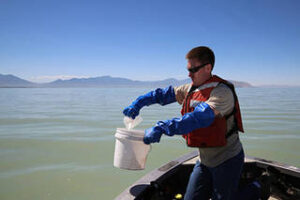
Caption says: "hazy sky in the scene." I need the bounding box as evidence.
[1,0,299,86]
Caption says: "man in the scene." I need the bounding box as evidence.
[123,46,266,200]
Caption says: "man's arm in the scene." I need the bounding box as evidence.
[205,83,235,118]
[173,84,191,105]
[143,83,234,144]
[212,108,222,118]
[123,86,176,119]
[143,102,215,144]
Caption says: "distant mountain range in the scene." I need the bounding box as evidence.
[0,74,37,87]
[0,74,253,88]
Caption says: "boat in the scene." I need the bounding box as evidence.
[116,150,300,200]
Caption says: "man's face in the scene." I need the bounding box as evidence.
[187,58,211,86]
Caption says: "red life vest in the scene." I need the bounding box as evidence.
[181,75,244,147]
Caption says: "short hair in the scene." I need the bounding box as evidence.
[186,46,215,69]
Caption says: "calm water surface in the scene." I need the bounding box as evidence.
[0,87,299,200]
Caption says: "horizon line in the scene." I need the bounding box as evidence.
[2,73,300,87]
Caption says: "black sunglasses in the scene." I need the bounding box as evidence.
[188,63,209,73]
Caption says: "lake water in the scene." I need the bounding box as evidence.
[0,87,300,200]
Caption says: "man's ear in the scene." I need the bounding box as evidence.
[205,64,212,73]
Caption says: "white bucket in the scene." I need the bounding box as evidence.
[113,128,151,170]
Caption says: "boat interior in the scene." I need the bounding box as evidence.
[118,151,300,200]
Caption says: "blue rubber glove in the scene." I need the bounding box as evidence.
[158,102,215,136]
[123,86,176,119]
[143,103,215,144]
[143,126,164,145]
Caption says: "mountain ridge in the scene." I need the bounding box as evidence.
[0,74,253,88]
